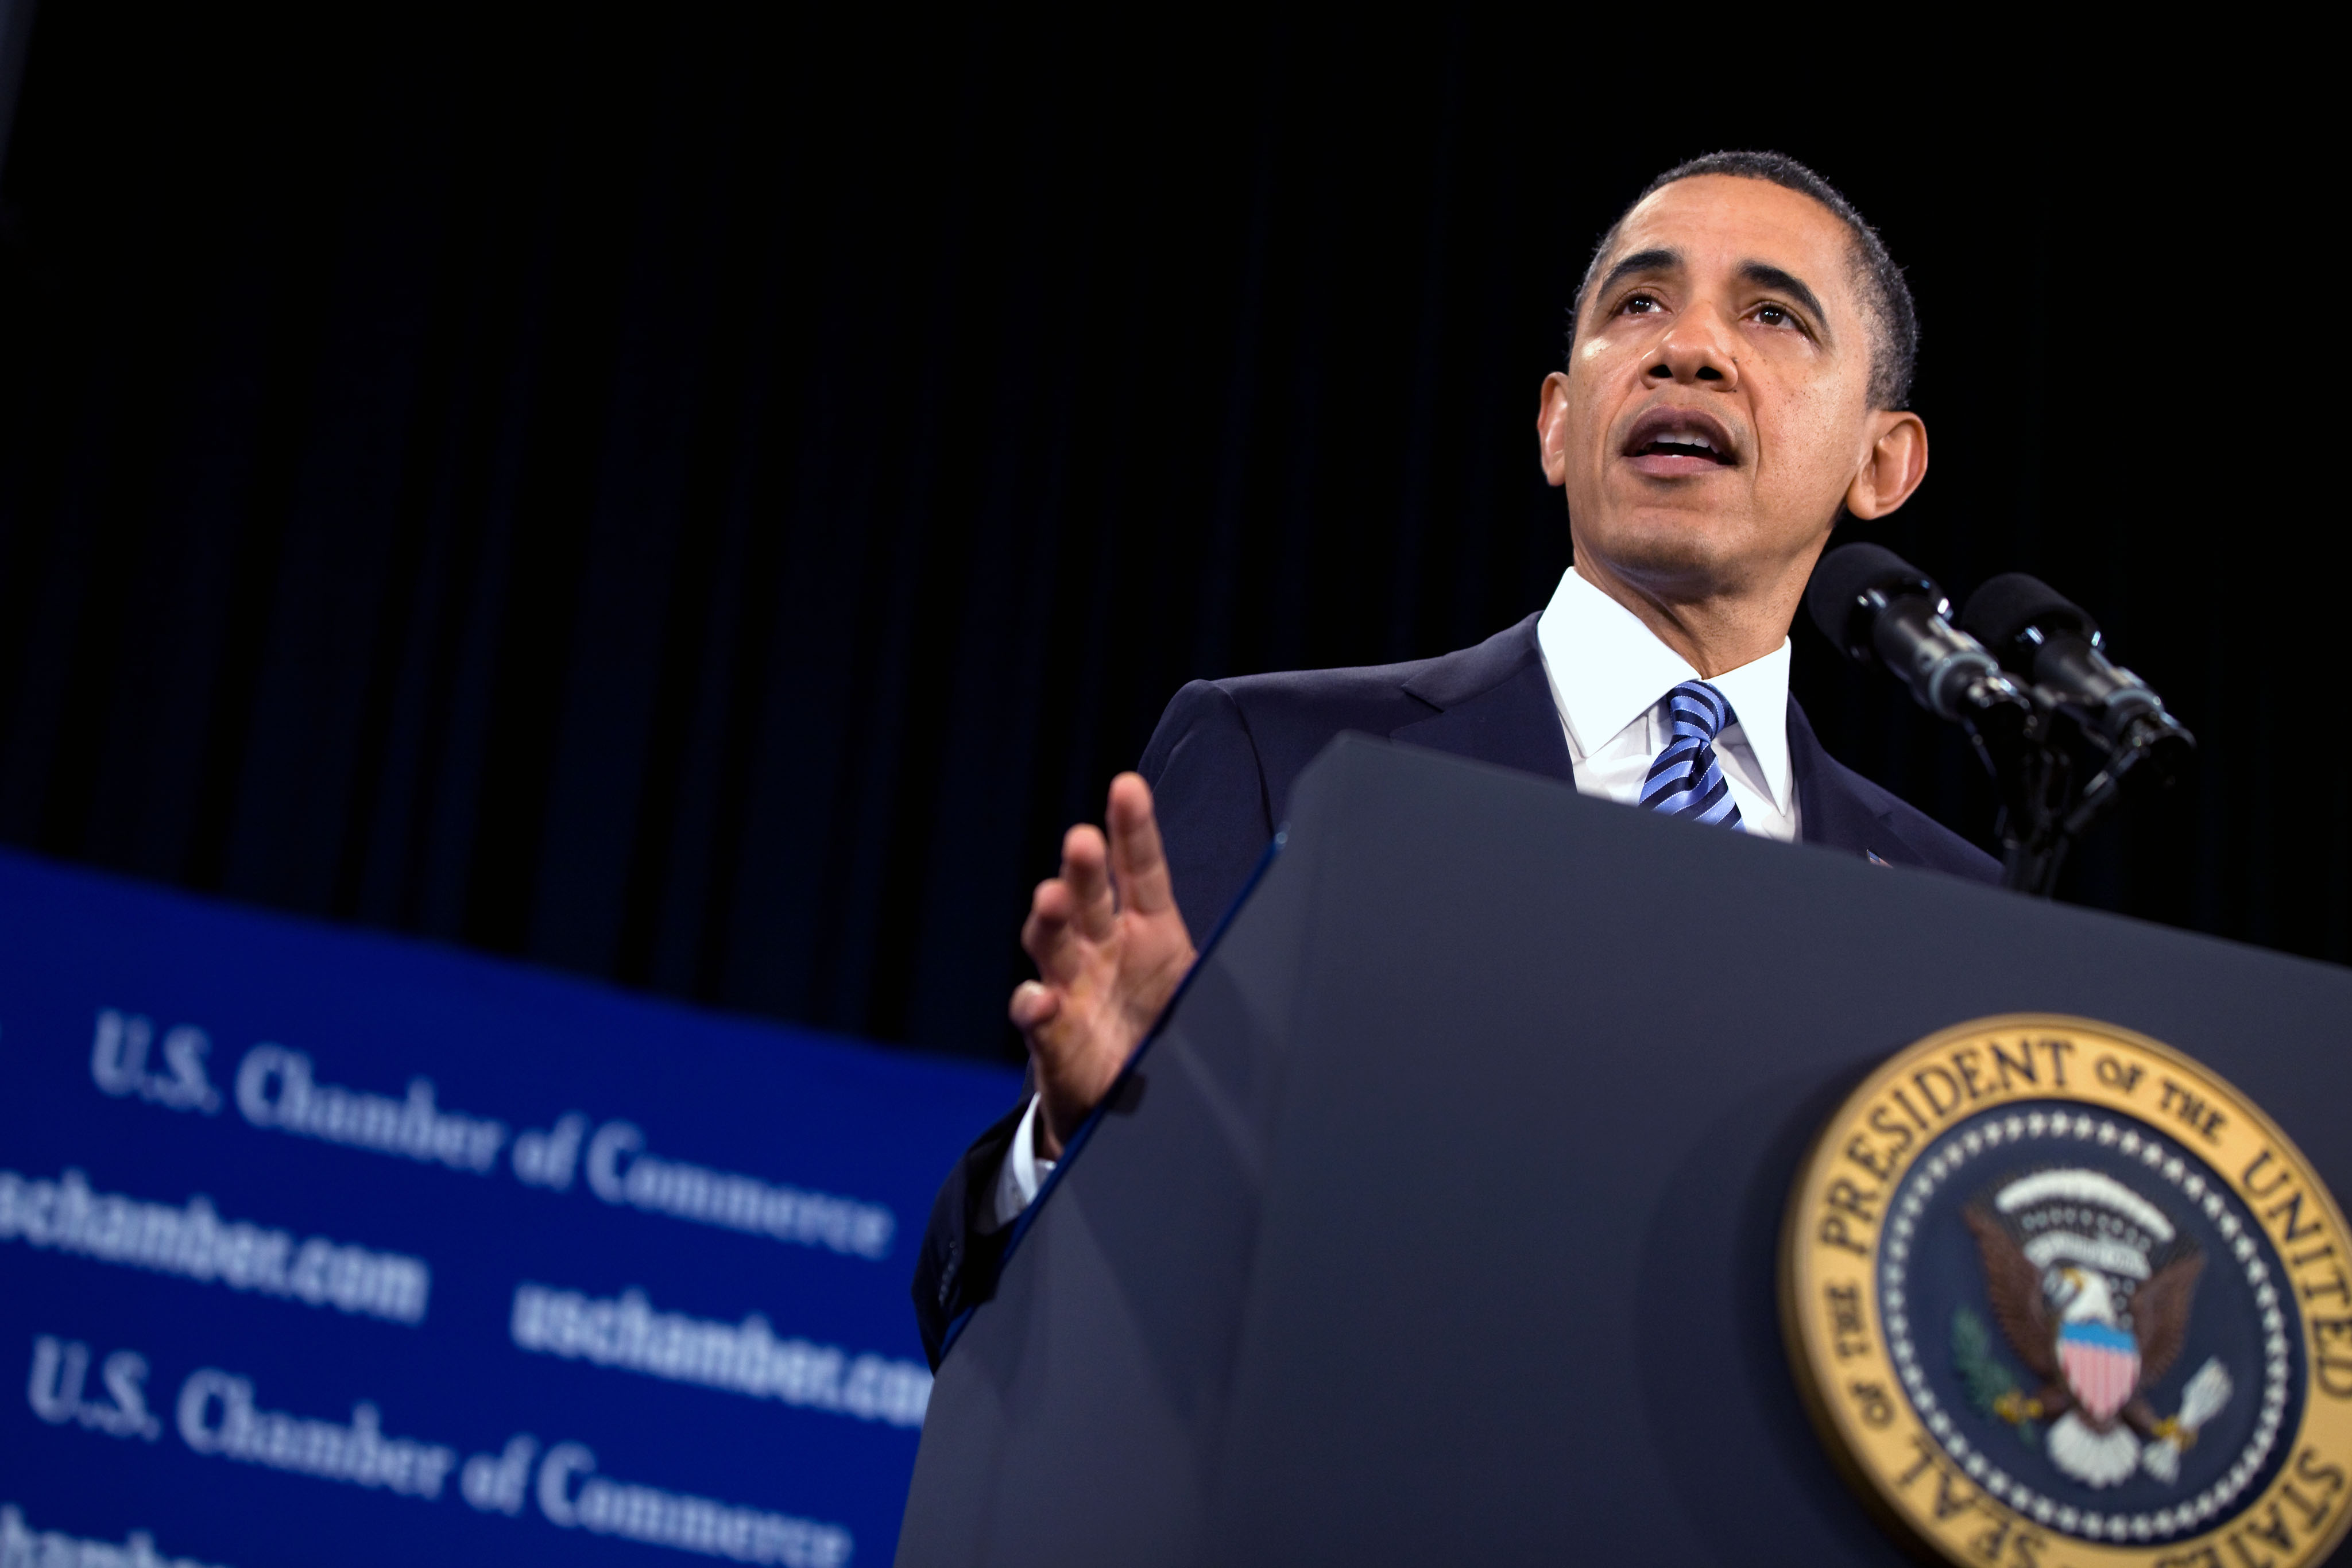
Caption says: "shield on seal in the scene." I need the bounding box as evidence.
[2058,1320,2141,1424]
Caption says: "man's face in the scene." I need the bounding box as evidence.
[1538,175,1920,605]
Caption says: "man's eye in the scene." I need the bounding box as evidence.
[1756,304,1797,328]
[1620,293,1664,315]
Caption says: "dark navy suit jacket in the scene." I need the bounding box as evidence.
[910,613,1998,1364]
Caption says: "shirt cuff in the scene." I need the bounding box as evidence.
[981,1094,1058,1233]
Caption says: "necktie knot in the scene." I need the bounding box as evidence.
[1665,680,1733,745]
[1639,680,1744,831]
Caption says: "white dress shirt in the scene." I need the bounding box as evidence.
[984,564,1801,1229]
[1534,564,1799,842]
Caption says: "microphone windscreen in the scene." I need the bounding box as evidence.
[1806,541,1937,651]
[1959,572,2099,651]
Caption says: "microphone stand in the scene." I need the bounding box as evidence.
[1991,702,2191,898]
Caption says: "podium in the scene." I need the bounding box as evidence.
[897,737,2352,1566]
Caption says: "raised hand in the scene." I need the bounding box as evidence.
[1009,772,1197,1158]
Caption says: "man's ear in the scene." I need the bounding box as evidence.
[1535,372,1573,487]
[1844,411,1928,520]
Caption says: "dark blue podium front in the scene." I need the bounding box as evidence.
[898,736,2352,1567]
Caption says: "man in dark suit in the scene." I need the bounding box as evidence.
[912,150,1997,1366]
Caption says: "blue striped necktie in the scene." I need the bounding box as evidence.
[1638,680,1744,831]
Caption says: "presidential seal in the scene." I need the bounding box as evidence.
[1782,1015,2352,1567]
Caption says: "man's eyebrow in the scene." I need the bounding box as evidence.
[1592,247,1682,301]
[1739,262,1833,338]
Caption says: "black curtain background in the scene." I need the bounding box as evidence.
[0,11,2328,1067]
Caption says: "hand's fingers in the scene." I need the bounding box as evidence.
[1009,979,1061,1033]
[1020,877,1086,984]
[1060,823,1117,941]
[1013,979,1085,1090]
[1105,772,1179,917]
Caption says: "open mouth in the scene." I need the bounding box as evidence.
[1621,406,1739,474]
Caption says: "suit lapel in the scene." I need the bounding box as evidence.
[1787,699,1900,864]
[1388,616,1576,785]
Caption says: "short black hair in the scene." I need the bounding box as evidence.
[1569,150,1918,411]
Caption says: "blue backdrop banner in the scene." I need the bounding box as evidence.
[0,849,1018,1567]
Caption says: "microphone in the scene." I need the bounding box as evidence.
[1958,573,2194,778]
[1805,544,2032,730]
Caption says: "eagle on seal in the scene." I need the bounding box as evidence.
[1963,1167,2215,1488]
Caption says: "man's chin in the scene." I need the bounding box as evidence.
[1577,517,1751,591]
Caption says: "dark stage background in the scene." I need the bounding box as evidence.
[0,12,2327,1067]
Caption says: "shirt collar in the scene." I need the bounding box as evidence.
[1533,564,1796,814]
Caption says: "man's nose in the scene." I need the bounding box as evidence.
[1643,308,1739,389]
